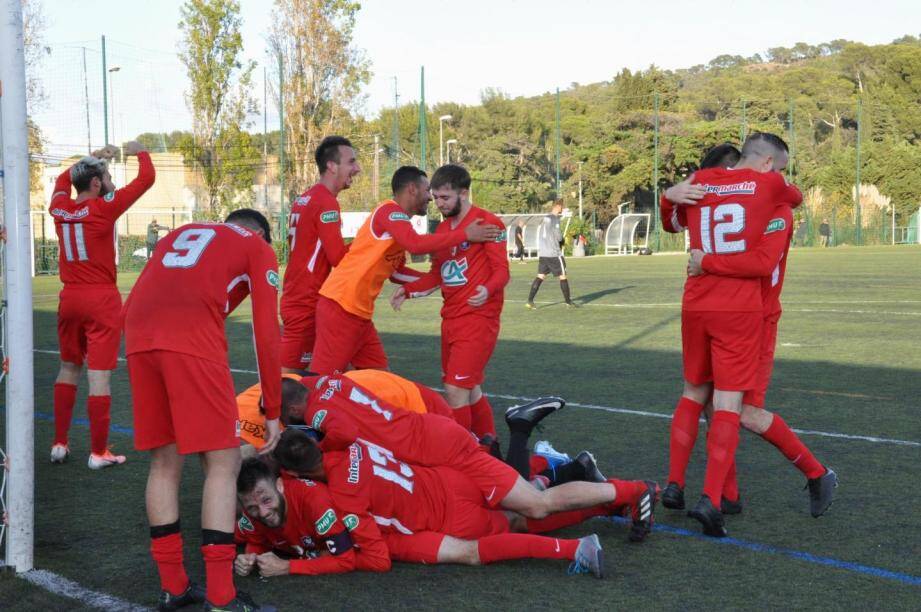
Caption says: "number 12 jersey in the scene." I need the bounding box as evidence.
[682,167,801,312]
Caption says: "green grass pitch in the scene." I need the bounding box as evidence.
[3,245,921,609]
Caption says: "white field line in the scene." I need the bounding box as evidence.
[20,569,149,611]
[33,349,919,448]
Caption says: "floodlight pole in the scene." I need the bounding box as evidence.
[555,87,561,196]
[653,92,660,251]
[577,161,583,220]
[854,96,862,246]
[278,52,286,250]
[419,67,427,171]
[0,0,36,572]
[102,35,109,144]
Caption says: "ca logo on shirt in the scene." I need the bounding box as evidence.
[441,258,469,287]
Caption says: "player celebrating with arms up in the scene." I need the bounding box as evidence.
[124,209,281,612]
[311,166,502,374]
[392,164,510,437]
[49,141,154,469]
[280,136,359,374]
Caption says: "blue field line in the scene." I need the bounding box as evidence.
[16,408,921,588]
[608,516,921,587]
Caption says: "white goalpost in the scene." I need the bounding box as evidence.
[0,0,36,573]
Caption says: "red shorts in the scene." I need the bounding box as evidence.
[280,304,317,370]
[454,449,521,509]
[311,297,388,374]
[441,315,500,389]
[384,531,445,564]
[743,320,778,408]
[681,310,762,391]
[57,286,122,370]
[128,350,239,454]
[439,467,511,538]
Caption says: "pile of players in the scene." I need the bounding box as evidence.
[47,131,835,612]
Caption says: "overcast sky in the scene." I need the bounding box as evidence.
[32,0,920,155]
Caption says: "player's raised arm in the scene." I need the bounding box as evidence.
[693,204,794,278]
[99,141,156,221]
[375,207,468,254]
[49,163,74,208]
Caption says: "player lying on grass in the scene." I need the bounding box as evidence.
[391,164,510,438]
[241,374,608,492]
[235,443,606,578]
[661,143,837,520]
[283,374,658,542]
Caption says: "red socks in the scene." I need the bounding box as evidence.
[87,395,111,455]
[722,459,739,503]
[53,383,77,446]
[470,395,496,439]
[608,479,644,510]
[201,544,236,606]
[477,533,579,564]
[703,411,741,505]
[150,532,189,596]
[761,415,825,479]
[453,405,472,430]
[526,506,609,533]
[668,397,704,487]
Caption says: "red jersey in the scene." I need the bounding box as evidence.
[49,152,155,286]
[660,194,688,234]
[402,206,510,320]
[301,374,479,464]
[281,183,348,312]
[234,476,389,575]
[701,199,801,323]
[324,441,451,537]
[123,222,281,418]
[682,167,802,312]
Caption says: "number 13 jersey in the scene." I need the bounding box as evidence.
[124,222,281,414]
[682,168,801,312]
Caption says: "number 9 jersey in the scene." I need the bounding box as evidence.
[682,167,802,313]
[124,222,282,429]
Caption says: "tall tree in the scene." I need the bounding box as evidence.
[268,0,370,195]
[178,0,258,218]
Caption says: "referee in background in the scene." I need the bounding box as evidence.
[526,200,577,309]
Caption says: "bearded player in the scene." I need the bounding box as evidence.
[311,166,501,374]
[49,141,154,469]
[280,136,359,374]
[391,164,509,438]
[124,209,281,611]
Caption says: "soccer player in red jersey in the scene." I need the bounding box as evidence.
[285,375,658,542]
[664,133,804,537]
[48,141,155,469]
[268,432,607,577]
[311,166,501,375]
[392,164,509,437]
[280,136,359,374]
[123,209,281,611]
[687,207,837,518]
[234,458,390,577]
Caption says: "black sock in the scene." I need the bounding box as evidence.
[150,519,181,540]
[560,279,572,303]
[201,529,235,546]
[527,278,543,304]
[540,460,585,487]
[506,429,532,479]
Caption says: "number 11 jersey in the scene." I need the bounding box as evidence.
[682,167,801,312]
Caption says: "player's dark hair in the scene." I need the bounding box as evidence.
[700,143,741,169]
[315,136,353,175]
[237,457,277,496]
[391,166,427,194]
[281,378,309,426]
[71,156,108,192]
[430,164,471,191]
[273,428,323,476]
[741,132,789,159]
[225,208,272,243]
